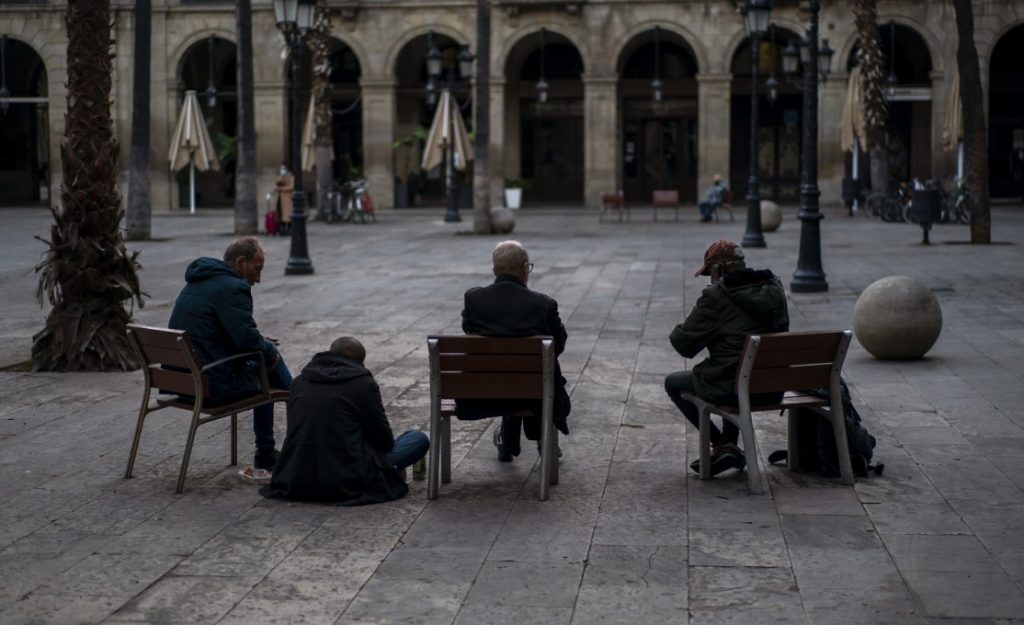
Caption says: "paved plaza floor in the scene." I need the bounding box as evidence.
[1,203,1023,625]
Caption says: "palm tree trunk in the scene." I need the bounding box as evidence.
[312,0,333,215]
[853,0,890,195]
[234,0,258,234]
[952,0,991,244]
[126,0,151,241]
[472,0,493,234]
[33,0,144,371]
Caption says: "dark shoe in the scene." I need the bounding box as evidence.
[494,427,513,462]
[689,444,743,476]
[254,448,280,471]
[700,217,713,223]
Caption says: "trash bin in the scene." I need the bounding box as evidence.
[907,189,941,244]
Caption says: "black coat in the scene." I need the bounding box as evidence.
[261,352,408,504]
[459,274,571,434]
[168,257,279,400]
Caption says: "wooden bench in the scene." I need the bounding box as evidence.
[427,335,559,500]
[124,324,289,493]
[679,330,855,494]
[599,191,628,222]
[652,189,680,221]
[715,189,735,222]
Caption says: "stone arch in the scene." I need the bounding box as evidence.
[170,29,236,84]
[0,33,52,204]
[988,19,1024,64]
[498,24,588,78]
[613,22,701,77]
[840,17,941,75]
[721,17,805,76]
[385,25,470,81]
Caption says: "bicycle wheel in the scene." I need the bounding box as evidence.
[879,199,900,222]
[954,197,970,224]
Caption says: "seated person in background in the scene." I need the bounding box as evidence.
[664,240,790,475]
[169,237,292,471]
[262,337,429,504]
[698,174,728,223]
[459,240,571,462]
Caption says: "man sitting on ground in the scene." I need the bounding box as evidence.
[697,174,728,222]
[169,236,292,471]
[664,240,789,475]
[262,337,429,504]
[459,240,571,461]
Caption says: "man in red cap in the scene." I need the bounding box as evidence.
[665,240,790,475]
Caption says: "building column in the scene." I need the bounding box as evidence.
[583,75,618,210]
[696,73,731,195]
[488,80,506,205]
[819,75,847,204]
[361,78,396,210]
[929,70,953,179]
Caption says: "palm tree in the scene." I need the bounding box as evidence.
[311,0,333,214]
[234,0,258,234]
[852,0,889,197]
[33,0,144,371]
[472,0,493,234]
[126,0,151,241]
[951,0,990,244]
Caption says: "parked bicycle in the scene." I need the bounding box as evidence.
[936,178,970,224]
[864,181,911,223]
[324,179,376,224]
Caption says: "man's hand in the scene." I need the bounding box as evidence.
[266,336,280,346]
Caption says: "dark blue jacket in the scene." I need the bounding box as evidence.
[168,257,279,400]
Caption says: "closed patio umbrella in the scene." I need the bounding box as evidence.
[840,66,866,154]
[300,97,331,173]
[942,69,964,178]
[169,90,220,214]
[421,90,474,173]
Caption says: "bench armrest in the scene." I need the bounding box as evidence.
[199,351,272,393]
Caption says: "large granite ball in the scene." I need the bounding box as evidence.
[761,200,782,232]
[490,208,516,235]
[853,276,942,360]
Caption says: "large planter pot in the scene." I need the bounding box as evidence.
[504,187,522,209]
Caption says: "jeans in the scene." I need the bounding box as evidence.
[698,200,718,220]
[385,430,430,471]
[664,370,738,447]
[253,356,294,451]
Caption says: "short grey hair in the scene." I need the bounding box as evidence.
[492,240,528,276]
[223,237,263,265]
[329,336,366,364]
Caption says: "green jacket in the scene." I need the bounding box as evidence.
[670,269,790,403]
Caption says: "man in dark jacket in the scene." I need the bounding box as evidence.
[262,337,429,504]
[168,237,292,471]
[459,240,571,461]
[665,240,789,474]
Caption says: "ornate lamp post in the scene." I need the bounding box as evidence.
[790,0,832,293]
[426,34,475,223]
[741,0,772,248]
[274,0,315,275]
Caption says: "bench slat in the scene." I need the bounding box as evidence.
[135,344,191,368]
[439,354,542,373]
[439,372,543,399]
[129,325,188,350]
[432,335,549,355]
[750,345,841,367]
[746,363,832,394]
[752,331,843,353]
[149,367,207,396]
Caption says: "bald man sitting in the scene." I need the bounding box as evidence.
[458,240,571,461]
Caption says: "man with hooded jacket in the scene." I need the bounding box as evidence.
[169,237,292,471]
[665,240,790,475]
[262,337,429,504]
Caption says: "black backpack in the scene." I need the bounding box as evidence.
[768,379,883,478]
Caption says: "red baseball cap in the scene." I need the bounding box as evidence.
[694,240,745,277]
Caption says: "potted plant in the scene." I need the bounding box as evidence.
[393,126,428,208]
[504,178,523,209]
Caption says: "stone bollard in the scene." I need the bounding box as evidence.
[490,208,516,234]
[853,276,942,360]
[761,200,782,232]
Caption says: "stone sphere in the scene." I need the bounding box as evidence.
[490,208,516,235]
[853,276,942,360]
[761,200,782,232]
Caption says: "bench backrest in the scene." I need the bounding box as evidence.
[602,192,624,206]
[737,331,851,395]
[127,324,209,397]
[427,335,554,400]
[652,190,678,207]
[722,189,734,204]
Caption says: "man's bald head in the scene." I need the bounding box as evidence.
[329,336,366,364]
[492,240,529,279]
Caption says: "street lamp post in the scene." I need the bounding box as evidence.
[741,0,772,249]
[790,0,830,292]
[274,0,315,275]
[426,35,475,223]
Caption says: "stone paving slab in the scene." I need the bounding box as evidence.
[0,205,1023,624]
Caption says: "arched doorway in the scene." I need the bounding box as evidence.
[729,27,802,203]
[177,35,236,207]
[989,24,1024,200]
[618,28,699,204]
[847,23,933,187]
[0,36,48,205]
[506,31,585,205]
[393,32,467,208]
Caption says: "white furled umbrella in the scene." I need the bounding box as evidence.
[942,69,964,179]
[421,90,474,173]
[300,97,332,173]
[840,66,866,154]
[169,90,220,214]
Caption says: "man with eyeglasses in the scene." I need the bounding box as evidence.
[458,240,571,462]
